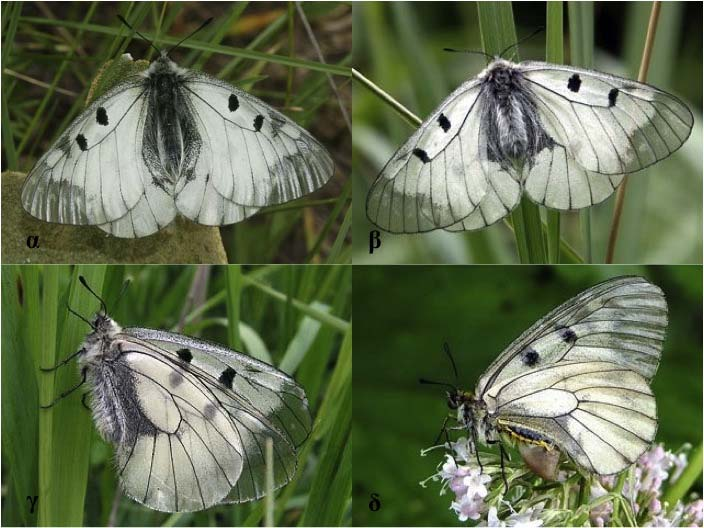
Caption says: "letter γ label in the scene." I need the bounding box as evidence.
[26,495,38,513]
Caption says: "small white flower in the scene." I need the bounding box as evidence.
[451,494,483,522]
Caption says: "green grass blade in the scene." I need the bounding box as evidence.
[568,2,595,262]
[477,2,546,263]
[545,2,564,264]
[1,266,39,527]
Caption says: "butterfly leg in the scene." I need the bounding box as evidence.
[40,366,87,408]
[81,392,91,412]
[40,348,86,372]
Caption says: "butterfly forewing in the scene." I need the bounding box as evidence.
[180,74,334,211]
[520,62,693,175]
[475,276,666,398]
[123,328,311,504]
[366,80,497,233]
[21,79,149,225]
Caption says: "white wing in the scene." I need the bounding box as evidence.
[20,78,172,232]
[485,361,657,475]
[109,328,310,512]
[172,72,333,225]
[519,61,692,207]
[476,276,667,398]
[366,80,513,233]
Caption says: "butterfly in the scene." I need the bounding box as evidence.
[43,277,312,512]
[21,19,334,238]
[366,57,693,233]
[431,276,666,483]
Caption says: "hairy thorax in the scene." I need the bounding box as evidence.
[480,60,550,165]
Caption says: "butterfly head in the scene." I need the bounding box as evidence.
[446,388,474,410]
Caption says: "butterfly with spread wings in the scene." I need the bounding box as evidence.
[21,19,334,238]
[366,57,693,233]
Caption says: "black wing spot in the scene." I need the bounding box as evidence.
[218,367,236,388]
[413,148,430,163]
[567,73,581,93]
[169,370,184,388]
[203,403,217,420]
[253,114,264,132]
[176,348,192,363]
[521,348,540,366]
[557,326,578,345]
[228,94,239,112]
[75,134,88,151]
[438,113,451,132]
[96,107,109,126]
[608,88,619,107]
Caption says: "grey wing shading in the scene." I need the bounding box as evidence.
[519,61,693,176]
[21,78,156,227]
[123,328,311,505]
[172,73,333,226]
[366,80,510,233]
[475,276,667,398]
[487,361,657,475]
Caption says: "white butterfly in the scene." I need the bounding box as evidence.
[367,58,693,233]
[22,24,334,238]
[439,276,666,481]
[45,278,311,512]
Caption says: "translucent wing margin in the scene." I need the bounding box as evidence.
[174,73,333,226]
[112,328,311,511]
[476,276,667,398]
[367,80,514,233]
[519,61,693,176]
[486,361,657,475]
[21,79,156,227]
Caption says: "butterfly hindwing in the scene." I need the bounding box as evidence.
[488,361,657,475]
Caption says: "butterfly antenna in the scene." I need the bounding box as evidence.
[167,18,214,55]
[443,47,493,61]
[78,276,108,314]
[418,377,456,391]
[117,15,162,55]
[114,278,132,309]
[442,342,459,382]
[66,304,95,330]
[498,27,544,59]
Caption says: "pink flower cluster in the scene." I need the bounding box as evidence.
[424,439,701,527]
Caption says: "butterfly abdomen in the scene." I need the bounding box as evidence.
[87,361,145,445]
[144,58,201,187]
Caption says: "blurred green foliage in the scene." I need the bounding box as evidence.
[352,2,702,264]
[352,265,702,526]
